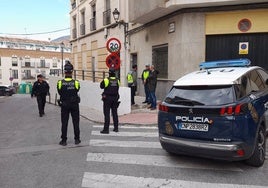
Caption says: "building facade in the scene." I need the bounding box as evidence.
[70,0,268,100]
[0,37,71,88]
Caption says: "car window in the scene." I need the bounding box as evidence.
[165,85,235,106]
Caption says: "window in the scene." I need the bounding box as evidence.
[80,10,86,35]
[152,44,168,79]
[40,59,46,68]
[90,4,96,31]
[52,58,57,68]
[12,56,18,66]
[12,70,18,79]
[0,57,1,66]
[103,0,111,25]
[0,69,2,79]
[25,57,31,67]
[25,70,31,79]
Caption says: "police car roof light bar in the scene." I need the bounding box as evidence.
[199,59,251,69]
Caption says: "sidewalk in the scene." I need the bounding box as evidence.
[80,96,158,125]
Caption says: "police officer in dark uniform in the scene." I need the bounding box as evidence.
[100,68,120,134]
[31,74,50,117]
[57,61,81,146]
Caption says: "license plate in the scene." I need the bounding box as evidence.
[178,123,209,132]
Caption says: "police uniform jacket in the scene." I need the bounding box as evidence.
[100,77,120,97]
[57,78,80,103]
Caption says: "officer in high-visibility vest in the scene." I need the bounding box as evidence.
[141,64,150,104]
[127,64,137,105]
[100,68,120,134]
[57,61,81,146]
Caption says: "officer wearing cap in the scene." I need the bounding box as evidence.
[57,60,81,146]
[31,74,50,117]
[100,68,120,134]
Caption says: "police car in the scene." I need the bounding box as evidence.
[158,59,268,167]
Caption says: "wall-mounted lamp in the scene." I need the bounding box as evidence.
[112,8,128,49]
[112,8,120,22]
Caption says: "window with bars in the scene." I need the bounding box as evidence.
[152,44,168,79]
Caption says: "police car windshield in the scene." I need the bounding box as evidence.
[165,85,234,106]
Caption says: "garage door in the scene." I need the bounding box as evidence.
[206,33,268,69]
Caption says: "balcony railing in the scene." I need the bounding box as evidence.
[103,9,111,26]
[90,18,96,31]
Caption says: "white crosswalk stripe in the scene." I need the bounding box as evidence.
[86,152,242,172]
[90,139,161,148]
[82,125,268,187]
[91,130,158,137]
[82,172,266,188]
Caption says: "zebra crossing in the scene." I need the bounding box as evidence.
[81,125,267,188]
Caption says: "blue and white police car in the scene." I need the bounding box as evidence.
[158,59,268,167]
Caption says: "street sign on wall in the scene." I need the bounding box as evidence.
[106,38,121,53]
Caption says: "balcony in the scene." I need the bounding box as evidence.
[22,76,35,80]
[103,9,111,26]
[90,18,96,31]
[130,0,268,24]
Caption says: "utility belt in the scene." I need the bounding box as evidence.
[58,96,80,106]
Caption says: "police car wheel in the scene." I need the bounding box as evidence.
[245,125,266,167]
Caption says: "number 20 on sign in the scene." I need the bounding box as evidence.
[106,38,121,53]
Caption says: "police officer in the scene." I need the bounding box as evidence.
[31,74,50,117]
[127,64,137,105]
[100,68,120,134]
[141,64,150,104]
[57,61,81,146]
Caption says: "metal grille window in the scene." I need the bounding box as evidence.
[152,44,168,79]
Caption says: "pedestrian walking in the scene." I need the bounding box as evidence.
[31,74,50,117]
[100,68,120,134]
[147,65,159,110]
[127,64,137,105]
[57,61,81,146]
[141,64,150,104]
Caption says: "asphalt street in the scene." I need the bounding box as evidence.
[0,94,92,188]
[1,94,268,188]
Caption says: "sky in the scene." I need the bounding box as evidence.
[0,0,70,41]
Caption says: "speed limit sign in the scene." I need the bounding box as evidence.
[106,38,121,53]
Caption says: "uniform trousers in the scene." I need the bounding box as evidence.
[103,96,118,131]
[60,102,80,141]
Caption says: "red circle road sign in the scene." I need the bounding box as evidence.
[106,38,121,53]
[106,53,120,70]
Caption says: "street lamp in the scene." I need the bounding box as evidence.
[112,8,129,86]
[112,8,128,49]
[60,42,64,75]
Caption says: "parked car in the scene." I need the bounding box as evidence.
[158,59,268,167]
[0,85,15,96]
